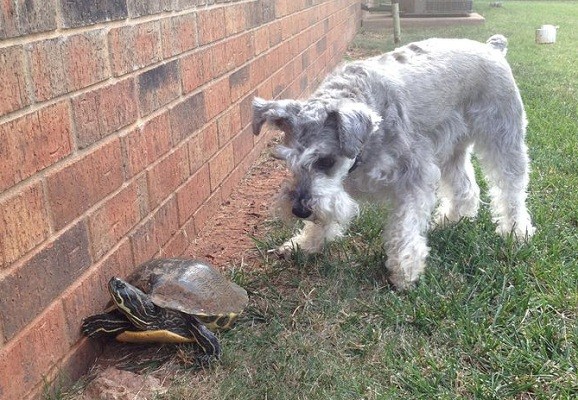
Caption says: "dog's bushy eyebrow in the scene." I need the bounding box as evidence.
[252,97,303,136]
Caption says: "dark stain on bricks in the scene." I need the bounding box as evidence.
[61,0,128,28]
[302,52,310,69]
[249,0,275,27]
[273,84,284,98]
[229,65,250,88]
[300,76,308,92]
[0,221,92,341]
[170,92,206,144]
[138,61,177,93]
[316,38,327,54]
[260,0,276,24]
[137,60,180,114]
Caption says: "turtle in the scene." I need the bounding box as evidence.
[81,258,248,360]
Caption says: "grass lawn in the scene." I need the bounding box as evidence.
[168,2,578,399]
[55,2,578,399]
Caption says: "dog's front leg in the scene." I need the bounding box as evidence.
[278,221,343,256]
[384,190,436,290]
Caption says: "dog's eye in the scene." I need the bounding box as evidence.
[314,156,335,170]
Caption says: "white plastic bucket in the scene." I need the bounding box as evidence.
[536,25,558,44]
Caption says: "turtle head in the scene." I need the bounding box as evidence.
[108,277,159,330]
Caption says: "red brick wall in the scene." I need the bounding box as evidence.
[0,0,361,398]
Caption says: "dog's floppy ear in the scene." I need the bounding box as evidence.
[332,103,382,158]
[252,97,303,136]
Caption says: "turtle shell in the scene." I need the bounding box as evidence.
[126,258,248,317]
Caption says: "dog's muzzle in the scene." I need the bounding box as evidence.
[292,199,312,219]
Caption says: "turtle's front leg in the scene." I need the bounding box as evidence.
[82,310,133,339]
[186,314,222,361]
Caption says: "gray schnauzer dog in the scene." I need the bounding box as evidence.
[252,35,535,290]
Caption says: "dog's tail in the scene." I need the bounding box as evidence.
[486,34,508,56]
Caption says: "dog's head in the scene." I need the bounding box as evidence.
[252,97,381,221]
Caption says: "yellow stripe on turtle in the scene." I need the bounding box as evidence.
[116,330,195,344]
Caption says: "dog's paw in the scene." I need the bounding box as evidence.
[496,222,536,242]
[387,273,418,292]
[268,241,297,259]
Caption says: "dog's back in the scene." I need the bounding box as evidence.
[352,36,520,128]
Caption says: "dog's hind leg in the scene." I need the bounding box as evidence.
[475,123,535,240]
[435,143,480,226]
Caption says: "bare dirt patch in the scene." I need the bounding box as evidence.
[184,138,288,271]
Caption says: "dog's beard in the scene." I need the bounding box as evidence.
[275,178,359,226]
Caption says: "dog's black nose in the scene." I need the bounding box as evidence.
[292,203,312,219]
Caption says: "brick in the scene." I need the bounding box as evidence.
[130,197,179,266]
[0,221,91,341]
[193,188,222,234]
[254,26,270,55]
[88,182,143,260]
[316,37,327,55]
[233,126,254,165]
[147,145,190,209]
[160,229,188,258]
[256,78,273,100]
[197,7,226,45]
[266,46,283,75]
[229,64,252,101]
[0,45,30,116]
[176,164,210,224]
[127,0,173,17]
[244,0,270,28]
[174,0,193,10]
[239,91,257,128]
[258,0,276,24]
[109,21,162,77]
[28,31,109,102]
[0,0,56,39]
[72,79,137,149]
[60,0,128,28]
[122,112,172,177]
[281,15,297,40]
[205,78,231,120]
[271,69,288,98]
[208,41,230,79]
[61,239,133,343]
[220,164,244,203]
[55,340,103,396]
[137,60,181,116]
[217,105,241,147]
[225,32,255,71]
[0,302,69,400]
[170,92,206,144]
[0,101,73,192]
[161,13,197,58]
[209,143,234,191]
[181,48,211,94]
[274,0,289,17]
[268,21,283,47]
[180,217,197,245]
[0,183,50,269]
[224,3,249,36]
[46,139,124,230]
[251,56,270,91]
[188,123,219,173]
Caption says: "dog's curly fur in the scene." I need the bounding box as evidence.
[253,35,535,290]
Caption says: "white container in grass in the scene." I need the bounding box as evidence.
[536,25,558,44]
